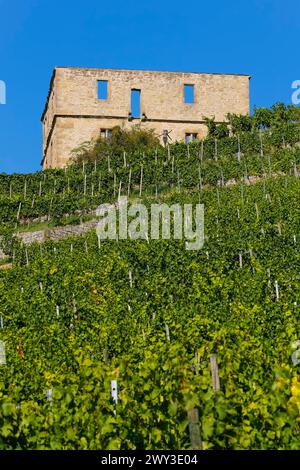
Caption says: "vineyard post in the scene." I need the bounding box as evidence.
[187,408,202,450]
[16,202,22,221]
[84,174,87,196]
[277,222,282,236]
[111,380,118,416]
[0,316,3,329]
[198,165,202,192]
[0,341,6,365]
[113,173,116,198]
[46,389,53,405]
[210,354,220,391]
[255,203,259,220]
[274,280,279,300]
[260,129,264,158]
[123,151,127,168]
[103,349,109,364]
[165,323,170,342]
[239,253,243,269]
[268,153,271,177]
[9,182,12,199]
[128,168,132,197]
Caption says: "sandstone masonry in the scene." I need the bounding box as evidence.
[41,67,250,169]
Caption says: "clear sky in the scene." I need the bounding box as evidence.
[0,0,299,174]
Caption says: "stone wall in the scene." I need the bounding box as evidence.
[42,67,250,168]
[15,220,98,245]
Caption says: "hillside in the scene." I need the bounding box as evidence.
[0,124,300,449]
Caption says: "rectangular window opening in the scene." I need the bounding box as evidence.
[100,129,112,140]
[98,80,108,100]
[184,84,195,104]
[185,133,198,144]
[131,89,141,118]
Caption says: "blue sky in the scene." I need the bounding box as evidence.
[0,0,299,174]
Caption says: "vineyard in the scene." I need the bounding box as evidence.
[0,123,300,449]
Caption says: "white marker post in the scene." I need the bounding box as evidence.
[0,341,6,365]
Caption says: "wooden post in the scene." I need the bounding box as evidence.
[210,354,220,391]
[187,409,202,450]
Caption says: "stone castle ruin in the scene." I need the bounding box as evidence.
[41,67,250,169]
